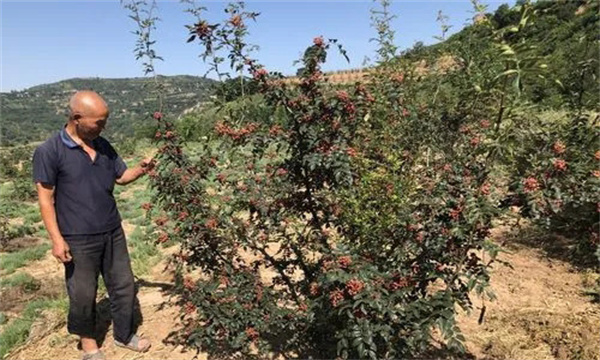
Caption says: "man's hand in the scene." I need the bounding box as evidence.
[52,238,72,263]
[139,157,156,173]
[116,157,156,185]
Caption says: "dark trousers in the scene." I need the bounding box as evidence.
[63,226,135,344]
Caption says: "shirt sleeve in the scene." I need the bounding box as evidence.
[32,145,58,186]
[115,156,128,178]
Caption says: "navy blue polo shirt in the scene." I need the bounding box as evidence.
[32,128,128,235]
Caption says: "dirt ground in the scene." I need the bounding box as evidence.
[4,225,599,360]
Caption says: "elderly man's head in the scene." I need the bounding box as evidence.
[68,91,109,140]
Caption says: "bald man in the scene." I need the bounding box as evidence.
[33,91,151,360]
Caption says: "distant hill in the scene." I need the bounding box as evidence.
[0,75,216,146]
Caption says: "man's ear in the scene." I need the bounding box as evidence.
[70,113,82,121]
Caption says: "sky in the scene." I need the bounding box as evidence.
[1,0,515,92]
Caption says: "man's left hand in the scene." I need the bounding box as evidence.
[139,157,156,173]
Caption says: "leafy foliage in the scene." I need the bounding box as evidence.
[122,0,599,358]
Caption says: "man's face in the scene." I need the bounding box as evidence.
[75,108,109,140]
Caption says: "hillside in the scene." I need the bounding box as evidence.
[0,75,216,146]
[282,0,597,110]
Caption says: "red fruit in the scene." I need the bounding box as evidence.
[449,207,462,221]
[155,217,168,226]
[253,68,268,79]
[229,15,242,27]
[275,168,288,176]
[592,170,600,178]
[154,131,162,139]
[553,159,567,171]
[329,289,345,307]
[385,183,394,195]
[183,277,196,291]
[219,276,230,287]
[346,147,358,158]
[480,119,491,129]
[595,150,600,160]
[332,119,341,130]
[141,203,152,211]
[393,72,404,83]
[184,301,195,315]
[388,276,411,291]
[177,211,189,221]
[309,282,319,296]
[255,285,263,302]
[313,36,324,47]
[245,327,259,341]
[480,183,491,195]
[346,278,365,296]
[269,125,283,136]
[415,231,425,243]
[205,218,218,230]
[181,175,191,185]
[553,141,566,154]
[153,111,162,120]
[195,21,210,37]
[336,90,350,102]
[321,259,335,271]
[157,232,169,243]
[337,256,352,268]
[523,177,540,192]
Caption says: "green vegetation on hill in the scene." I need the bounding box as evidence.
[0,75,216,146]
[401,0,598,111]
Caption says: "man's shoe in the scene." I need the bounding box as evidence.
[114,334,151,353]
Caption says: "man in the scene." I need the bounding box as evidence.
[33,90,152,360]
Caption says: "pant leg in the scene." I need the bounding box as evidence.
[101,226,136,344]
[64,234,104,338]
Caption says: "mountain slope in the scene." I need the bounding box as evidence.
[0,75,216,146]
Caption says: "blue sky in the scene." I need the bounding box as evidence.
[1,0,514,92]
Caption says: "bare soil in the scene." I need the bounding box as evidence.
[5,225,599,360]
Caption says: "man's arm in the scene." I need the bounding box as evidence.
[115,157,154,186]
[36,183,72,263]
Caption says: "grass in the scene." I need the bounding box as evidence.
[0,297,68,359]
[114,176,160,275]
[128,225,160,275]
[0,272,40,292]
[0,244,51,274]
[23,208,42,225]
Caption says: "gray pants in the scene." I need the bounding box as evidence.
[63,226,135,344]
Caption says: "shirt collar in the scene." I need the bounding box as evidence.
[60,127,79,149]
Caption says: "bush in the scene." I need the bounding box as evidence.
[124,0,596,358]
[502,110,599,266]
